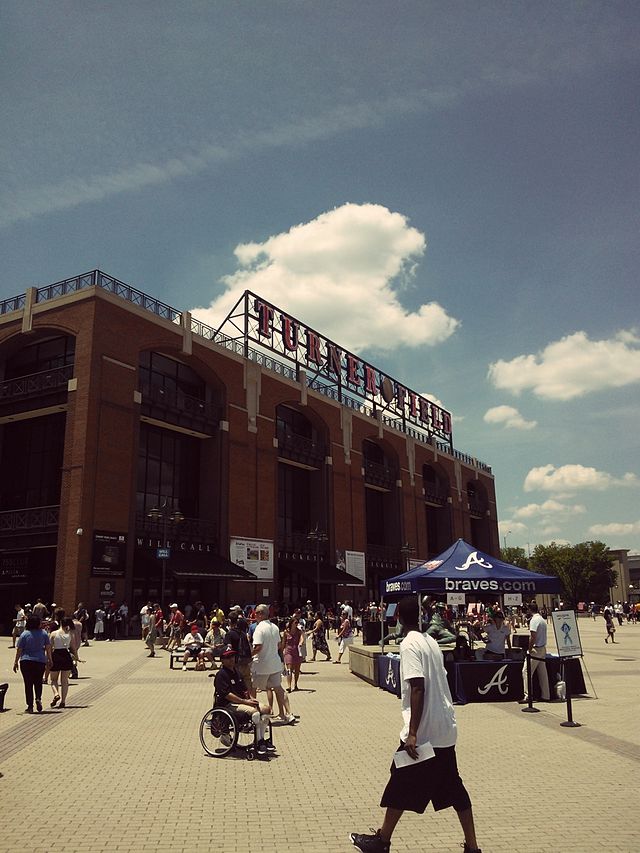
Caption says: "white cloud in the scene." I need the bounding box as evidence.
[513,500,586,519]
[539,525,561,536]
[192,204,459,352]
[487,330,640,400]
[498,520,528,536]
[483,405,536,430]
[422,393,464,423]
[589,520,640,537]
[524,464,638,494]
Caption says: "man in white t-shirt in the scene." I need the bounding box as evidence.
[252,604,295,724]
[519,601,550,703]
[350,596,481,853]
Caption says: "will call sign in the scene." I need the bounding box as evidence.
[250,296,452,439]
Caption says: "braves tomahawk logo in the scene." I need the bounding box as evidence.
[385,659,397,689]
[455,551,493,571]
[477,664,509,696]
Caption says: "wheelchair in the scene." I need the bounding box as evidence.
[199,706,275,760]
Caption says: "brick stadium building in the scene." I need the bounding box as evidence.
[0,271,499,626]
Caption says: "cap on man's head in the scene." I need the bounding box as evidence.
[170,603,178,608]
[229,605,242,612]
[220,645,237,659]
[190,624,199,633]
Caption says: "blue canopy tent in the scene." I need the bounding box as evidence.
[381,539,562,597]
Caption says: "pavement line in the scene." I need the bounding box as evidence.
[493,701,640,763]
[0,654,149,764]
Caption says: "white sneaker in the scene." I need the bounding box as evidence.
[281,713,296,725]
[182,665,187,671]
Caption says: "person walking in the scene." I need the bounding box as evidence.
[13,615,52,714]
[334,611,354,664]
[252,604,295,724]
[49,618,77,708]
[350,596,481,853]
[145,610,158,657]
[604,606,617,643]
[94,606,105,641]
[282,616,304,692]
[309,611,331,661]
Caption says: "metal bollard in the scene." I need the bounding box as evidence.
[521,653,540,714]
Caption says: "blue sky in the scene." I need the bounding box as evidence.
[2,1,639,553]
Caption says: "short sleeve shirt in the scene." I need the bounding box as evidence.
[214,666,247,706]
[17,629,50,663]
[484,622,511,654]
[252,620,282,675]
[529,613,547,646]
[399,630,457,748]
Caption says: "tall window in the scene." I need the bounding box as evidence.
[0,414,66,509]
[4,335,75,379]
[278,465,311,539]
[136,423,200,516]
[138,352,205,401]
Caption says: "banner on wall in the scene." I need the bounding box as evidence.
[230,537,274,581]
[344,550,366,586]
[92,531,127,578]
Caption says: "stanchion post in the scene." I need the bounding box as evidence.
[521,652,540,714]
[560,660,581,728]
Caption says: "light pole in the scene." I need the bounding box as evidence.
[147,497,184,608]
[400,542,416,572]
[502,530,511,553]
[307,524,328,608]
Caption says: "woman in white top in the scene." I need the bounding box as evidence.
[49,617,77,708]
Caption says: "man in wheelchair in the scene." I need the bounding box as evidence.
[214,645,275,756]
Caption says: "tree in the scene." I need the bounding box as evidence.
[500,546,530,569]
[530,541,616,606]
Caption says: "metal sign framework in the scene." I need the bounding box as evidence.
[216,291,453,448]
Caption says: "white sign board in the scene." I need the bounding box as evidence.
[230,537,274,581]
[551,610,583,658]
[504,593,523,606]
[344,550,366,586]
[447,593,466,606]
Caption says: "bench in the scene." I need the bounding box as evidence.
[169,646,220,670]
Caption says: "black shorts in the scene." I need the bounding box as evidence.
[380,744,471,814]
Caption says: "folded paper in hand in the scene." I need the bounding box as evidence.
[393,741,435,768]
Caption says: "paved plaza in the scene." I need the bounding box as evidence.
[0,616,638,853]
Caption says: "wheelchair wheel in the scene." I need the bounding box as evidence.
[199,708,238,757]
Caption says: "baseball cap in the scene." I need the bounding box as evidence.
[220,645,237,659]
[229,604,242,612]
[190,624,199,633]
[170,603,178,608]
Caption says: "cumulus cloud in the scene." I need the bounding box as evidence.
[487,330,640,400]
[589,520,640,536]
[192,204,459,352]
[498,520,528,536]
[483,405,536,430]
[513,500,586,519]
[524,464,638,494]
[421,393,463,423]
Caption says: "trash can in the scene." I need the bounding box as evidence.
[362,621,381,646]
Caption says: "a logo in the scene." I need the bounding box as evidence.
[477,664,509,696]
[455,551,493,571]
[385,660,397,689]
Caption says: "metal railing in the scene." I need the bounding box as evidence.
[0,505,60,535]
[277,531,330,557]
[363,459,398,489]
[277,431,326,466]
[139,382,220,430]
[365,543,402,567]
[135,512,217,544]
[423,485,448,506]
[0,270,492,472]
[0,364,73,403]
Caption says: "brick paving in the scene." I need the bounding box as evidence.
[0,617,638,852]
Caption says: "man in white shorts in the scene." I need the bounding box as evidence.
[251,604,295,724]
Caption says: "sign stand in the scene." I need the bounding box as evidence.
[559,660,581,728]
[551,609,584,728]
[521,653,540,714]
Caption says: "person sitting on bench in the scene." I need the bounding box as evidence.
[181,624,204,670]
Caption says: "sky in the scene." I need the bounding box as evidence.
[1,1,639,555]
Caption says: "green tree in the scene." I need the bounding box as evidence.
[500,546,530,569]
[530,541,616,605]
